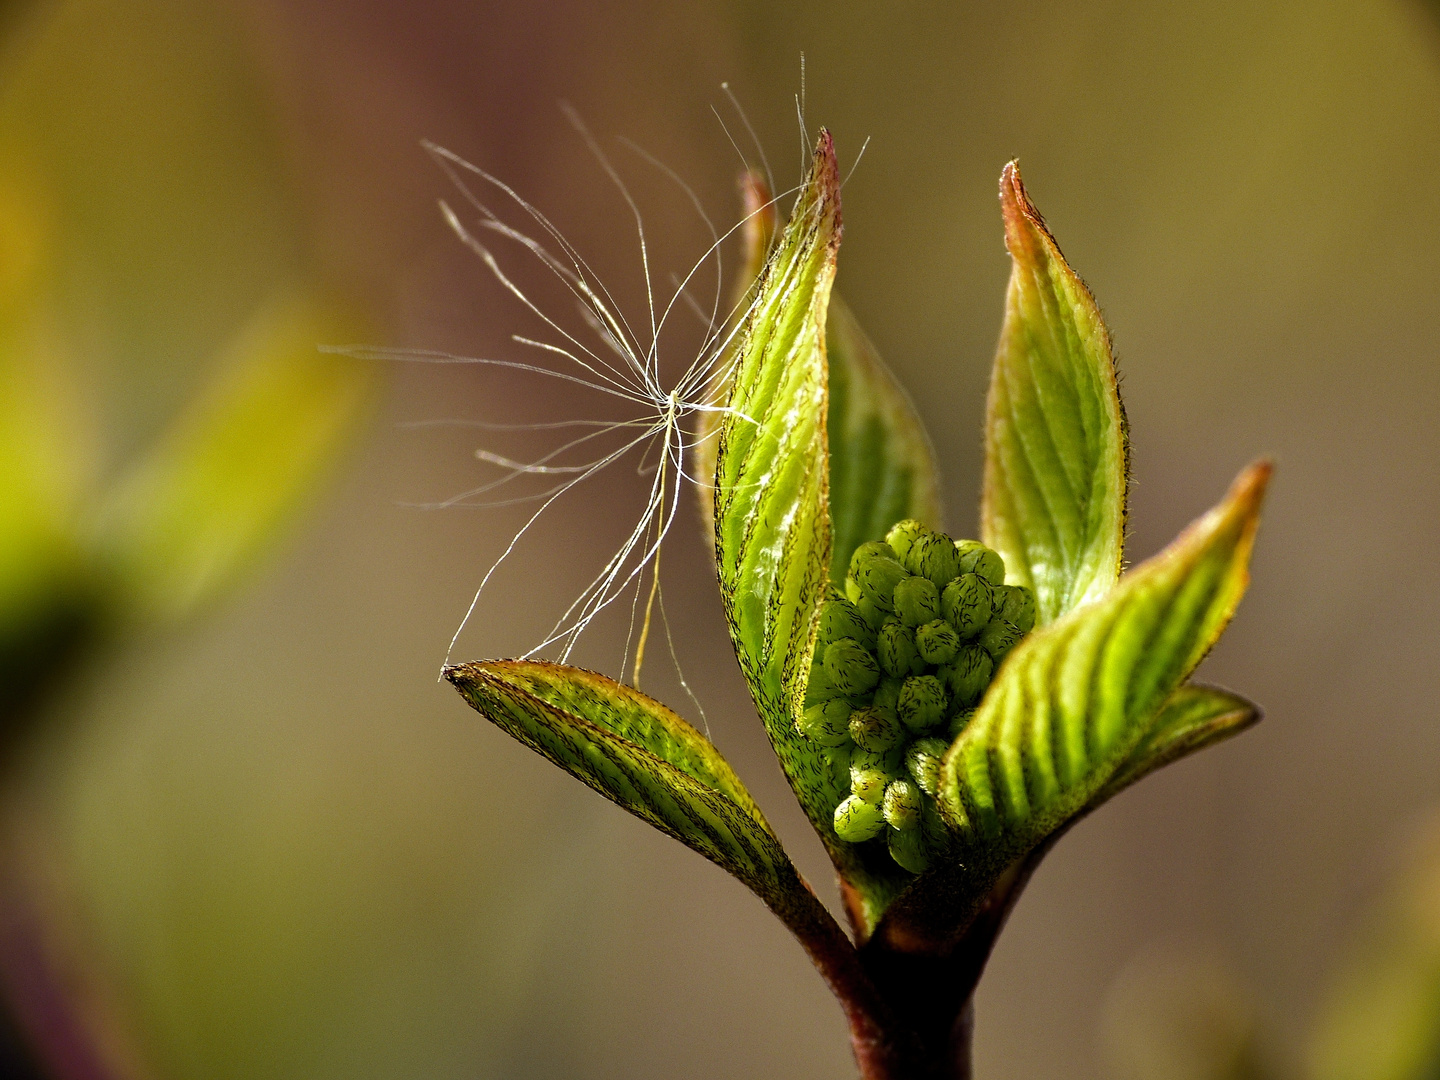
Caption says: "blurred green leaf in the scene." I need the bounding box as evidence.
[0,169,103,724]
[1310,810,1440,1080]
[0,170,91,622]
[1101,949,1270,1080]
[826,294,941,584]
[95,291,374,623]
[982,161,1129,626]
[0,0,303,445]
[1095,683,1261,805]
[446,660,808,911]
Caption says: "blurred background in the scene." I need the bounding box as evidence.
[1,0,1439,1078]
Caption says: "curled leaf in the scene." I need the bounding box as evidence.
[696,171,939,590]
[714,133,838,796]
[1095,683,1260,805]
[983,162,1129,625]
[715,134,917,923]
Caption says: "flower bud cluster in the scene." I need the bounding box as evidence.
[801,520,1037,874]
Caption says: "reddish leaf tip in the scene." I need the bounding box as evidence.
[814,127,836,166]
[999,159,1058,260]
[1228,458,1274,515]
[813,130,842,234]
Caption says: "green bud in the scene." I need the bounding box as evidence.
[884,519,929,563]
[920,798,951,854]
[800,698,853,746]
[844,576,863,604]
[848,540,898,581]
[941,642,993,705]
[850,763,890,804]
[883,779,923,831]
[956,540,1006,586]
[834,795,886,842]
[915,619,960,665]
[850,744,903,776]
[888,824,931,873]
[856,554,909,612]
[854,595,888,631]
[871,675,904,715]
[992,583,1037,634]
[824,638,881,696]
[876,620,924,678]
[905,737,948,796]
[978,618,1023,662]
[820,594,876,648]
[804,662,844,706]
[906,532,961,588]
[892,574,940,627]
[948,706,977,739]
[824,745,852,792]
[941,573,993,637]
[897,674,947,731]
[849,705,905,752]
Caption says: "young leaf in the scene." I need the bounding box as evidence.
[95,291,374,623]
[695,169,940,593]
[943,461,1268,856]
[446,660,804,912]
[714,134,915,914]
[826,295,942,583]
[714,131,837,779]
[982,162,1129,625]
[1093,683,1260,806]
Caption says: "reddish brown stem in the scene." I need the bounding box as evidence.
[779,840,1068,1079]
[772,874,977,1080]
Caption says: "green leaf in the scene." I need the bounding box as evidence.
[714,134,912,923]
[446,660,806,913]
[873,462,1268,951]
[982,161,1129,626]
[95,290,375,623]
[713,132,837,792]
[1093,683,1260,806]
[826,294,942,584]
[942,461,1268,853]
[0,175,100,718]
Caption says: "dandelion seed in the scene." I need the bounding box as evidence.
[331,109,799,709]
